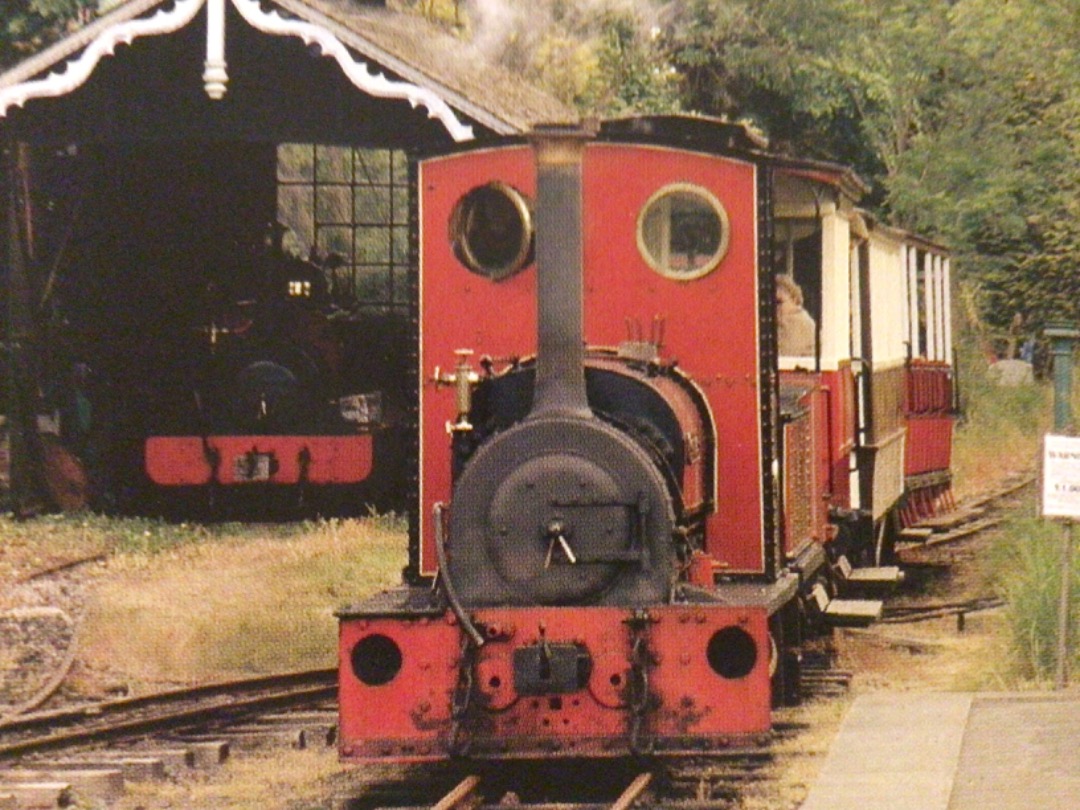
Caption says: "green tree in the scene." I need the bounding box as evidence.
[887,0,1080,330]
[664,0,1080,330]
[664,0,952,198]
[462,0,680,116]
[1,0,96,68]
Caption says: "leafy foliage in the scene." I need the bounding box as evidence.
[462,0,680,115]
[0,1,96,69]
[885,0,1080,332]
[991,511,1080,683]
[658,0,1080,332]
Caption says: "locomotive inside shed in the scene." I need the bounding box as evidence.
[6,138,411,515]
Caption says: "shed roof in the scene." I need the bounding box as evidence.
[278,0,576,134]
[0,0,576,138]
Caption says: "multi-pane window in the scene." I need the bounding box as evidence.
[276,144,410,312]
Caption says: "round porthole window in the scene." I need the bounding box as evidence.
[449,181,534,281]
[637,183,730,280]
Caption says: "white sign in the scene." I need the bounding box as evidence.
[1042,434,1080,518]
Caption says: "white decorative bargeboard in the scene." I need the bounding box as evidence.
[0,0,475,142]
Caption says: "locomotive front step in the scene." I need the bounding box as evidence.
[832,555,904,595]
[916,506,985,531]
[899,527,935,543]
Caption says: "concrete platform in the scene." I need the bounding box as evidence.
[800,692,1080,810]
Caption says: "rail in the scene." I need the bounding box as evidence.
[380,770,656,810]
[0,667,336,760]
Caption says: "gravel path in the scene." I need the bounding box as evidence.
[1,562,97,718]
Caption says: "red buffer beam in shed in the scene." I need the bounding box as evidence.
[145,435,374,485]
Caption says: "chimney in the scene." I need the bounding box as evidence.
[527,124,594,420]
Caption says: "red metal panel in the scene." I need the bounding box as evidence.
[647,606,772,735]
[419,144,765,575]
[468,607,633,754]
[338,616,460,761]
[903,361,955,476]
[905,417,954,475]
[821,366,855,509]
[906,360,953,414]
[587,356,709,513]
[144,435,374,485]
[583,145,762,572]
[781,404,816,558]
[419,146,538,577]
[780,371,830,554]
[338,604,771,762]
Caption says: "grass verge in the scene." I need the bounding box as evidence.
[989,506,1080,685]
[76,515,405,685]
[950,339,1051,499]
[0,513,407,689]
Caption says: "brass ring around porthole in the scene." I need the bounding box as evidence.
[449,181,534,281]
[636,183,730,281]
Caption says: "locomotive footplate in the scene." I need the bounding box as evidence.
[337,591,777,761]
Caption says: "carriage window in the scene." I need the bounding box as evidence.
[450,182,534,281]
[637,184,729,280]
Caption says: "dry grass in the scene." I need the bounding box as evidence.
[0,512,410,808]
[987,512,1080,684]
[0,514,112,602]
[950,364,1049,500]
[76,517,405,687]
[836,611,1014,692]
[116,747,347,810]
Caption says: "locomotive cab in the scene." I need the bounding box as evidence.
[443,130,678,609]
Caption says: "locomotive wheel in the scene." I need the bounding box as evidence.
[446,416,677,607]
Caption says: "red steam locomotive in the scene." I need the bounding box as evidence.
[337,116,955,760]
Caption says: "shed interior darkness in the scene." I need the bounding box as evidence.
[0,7,467,514]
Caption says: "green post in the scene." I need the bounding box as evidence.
[1046,323,1079,433]
[1044,322,1079,690]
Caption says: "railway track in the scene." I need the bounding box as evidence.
[881,595,1006,624]
[354,753,780,810]
[0,664,842,809]
[881,472,1036,623]
[342,692,831,810]
[896,472,1035,552]
[382,770,656,810]
[0,668,339,807]
[0,667,336,761]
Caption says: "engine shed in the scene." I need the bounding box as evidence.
[0,0,573,515]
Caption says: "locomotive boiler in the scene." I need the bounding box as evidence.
[337,116,955,760]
